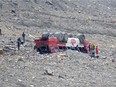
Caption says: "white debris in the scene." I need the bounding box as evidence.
[30,85,34,87]
[17,79,22,82]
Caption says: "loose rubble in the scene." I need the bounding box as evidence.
[0,0,116,87]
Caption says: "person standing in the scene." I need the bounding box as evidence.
[89,43,95,57]
[0,29,1,35]
[17,37,21,50]
[22,32,25,44]
[95,46,99,58]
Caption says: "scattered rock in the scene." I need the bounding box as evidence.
[17,58,25,62]
[44,69,53,76]
[16,83,26,87]
[0,0,116,87]
[112,59,115,62]
[102,56,107,59]
[57,53,68,58]
[0,49,3,55]
[58,75,65,79]
[96,55,99,58]
[3,46,16,52]
[78,11,81,13]
[17,79,22,82]
[45,1,53,6]
[11,10,16,13]
[105,62,109,65]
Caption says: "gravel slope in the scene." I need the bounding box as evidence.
[0,0,116,87]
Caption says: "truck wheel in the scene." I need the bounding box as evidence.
[54,46,59,53]
[77,34,85,44]
[62,32,68,43]
[34,46,37,50]
[37,48,43,54]
[67,33,73,38]
[55,32,63,42]
[46,45,51,53]
[42,32,49,40]
[75,45,80,51]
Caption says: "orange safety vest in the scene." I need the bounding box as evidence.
[90,43,95,50]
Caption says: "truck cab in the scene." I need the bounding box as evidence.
[34,36,66,54]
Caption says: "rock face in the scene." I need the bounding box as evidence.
[0,0,116,87]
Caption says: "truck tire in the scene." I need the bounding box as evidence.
[34,46,37,50]
[42,32,49,40]
[75,45,80,51]
[77,34,85,44]
[37,48,43,54]
[45,45,51,53]
[55,32,68,42]
[67,33,73,38]
[62,32,68,43]
[54,46,60,52]
[54,32,63,42]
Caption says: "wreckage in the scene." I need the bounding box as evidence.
[34,32,98,57]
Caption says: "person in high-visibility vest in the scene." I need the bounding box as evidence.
[90,43,95,50]
[89,43,95,57]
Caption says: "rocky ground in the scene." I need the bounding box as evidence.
[0,0,116,87]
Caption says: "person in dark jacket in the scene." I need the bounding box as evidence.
[0,29,1,35]
[22,32,25,44]
[17,37,21,50]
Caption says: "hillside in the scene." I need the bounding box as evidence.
[0,0,116,87]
